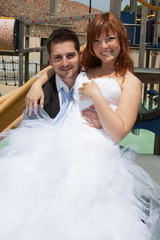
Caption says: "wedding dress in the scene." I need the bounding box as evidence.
[0,72,160,240]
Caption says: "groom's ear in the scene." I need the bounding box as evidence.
[48,56,52,66]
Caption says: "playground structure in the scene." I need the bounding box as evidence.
[0,0,160,154]
[0,0,159,86]
[0,12,100,89]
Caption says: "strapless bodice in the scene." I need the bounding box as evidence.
[73,72,121,112]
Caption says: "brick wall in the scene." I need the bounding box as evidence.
[0,0,50,19]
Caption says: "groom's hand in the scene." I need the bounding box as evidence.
[25,81,44,116]
[81,105,102,129]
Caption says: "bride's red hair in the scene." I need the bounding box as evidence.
[81,12,134,78]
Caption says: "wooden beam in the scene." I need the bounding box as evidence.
[138,1,148,68]
[134,67,160,84]
[130,0,137,45]
[110,0,121,18]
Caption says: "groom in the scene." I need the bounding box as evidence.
[26,28,101,128]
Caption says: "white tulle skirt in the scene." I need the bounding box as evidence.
[0,105,160,240]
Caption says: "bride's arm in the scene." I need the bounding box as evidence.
[79,77,141,142]
[25,67,55,113]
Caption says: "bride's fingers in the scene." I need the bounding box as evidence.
[79,87,85,95]
[80,95,85,100]
[78,86,84,91]
[82,82,89,86]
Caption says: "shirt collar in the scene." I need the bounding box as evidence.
[56,74,74,93]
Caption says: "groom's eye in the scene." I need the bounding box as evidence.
[67,53,76,59]
[53,56,62,62]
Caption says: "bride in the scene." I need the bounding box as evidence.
[0,12,160,240]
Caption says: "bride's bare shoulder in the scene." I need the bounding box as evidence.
[116,71,142,91]
[121,71,142,92]
[125,71,142,84]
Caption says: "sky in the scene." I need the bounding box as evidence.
[70,0,130,12]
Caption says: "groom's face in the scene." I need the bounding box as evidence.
[49,41,80,89]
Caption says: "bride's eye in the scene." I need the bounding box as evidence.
[93,39,100,44]
[107,36,116,42]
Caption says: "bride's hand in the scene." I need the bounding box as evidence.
[79,79,101,100]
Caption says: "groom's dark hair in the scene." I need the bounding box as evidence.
[47,28,80,57]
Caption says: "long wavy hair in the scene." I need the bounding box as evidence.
[81,12,134,78]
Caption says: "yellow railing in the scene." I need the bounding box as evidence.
[137,0,160,11]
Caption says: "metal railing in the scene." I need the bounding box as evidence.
[0,60,40,86]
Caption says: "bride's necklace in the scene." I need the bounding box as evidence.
[94,71,116,79]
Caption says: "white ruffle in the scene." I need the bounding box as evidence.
[0,74,160,240]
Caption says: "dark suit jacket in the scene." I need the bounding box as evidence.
[42,74,60,118]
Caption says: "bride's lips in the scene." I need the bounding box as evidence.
[101,51,112,56]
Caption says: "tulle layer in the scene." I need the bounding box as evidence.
[0,106,160,240]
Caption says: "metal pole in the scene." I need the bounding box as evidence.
[19,13,24,87]
[25,25,29,83]
[89,0,92,13]
[153,0,160,155]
